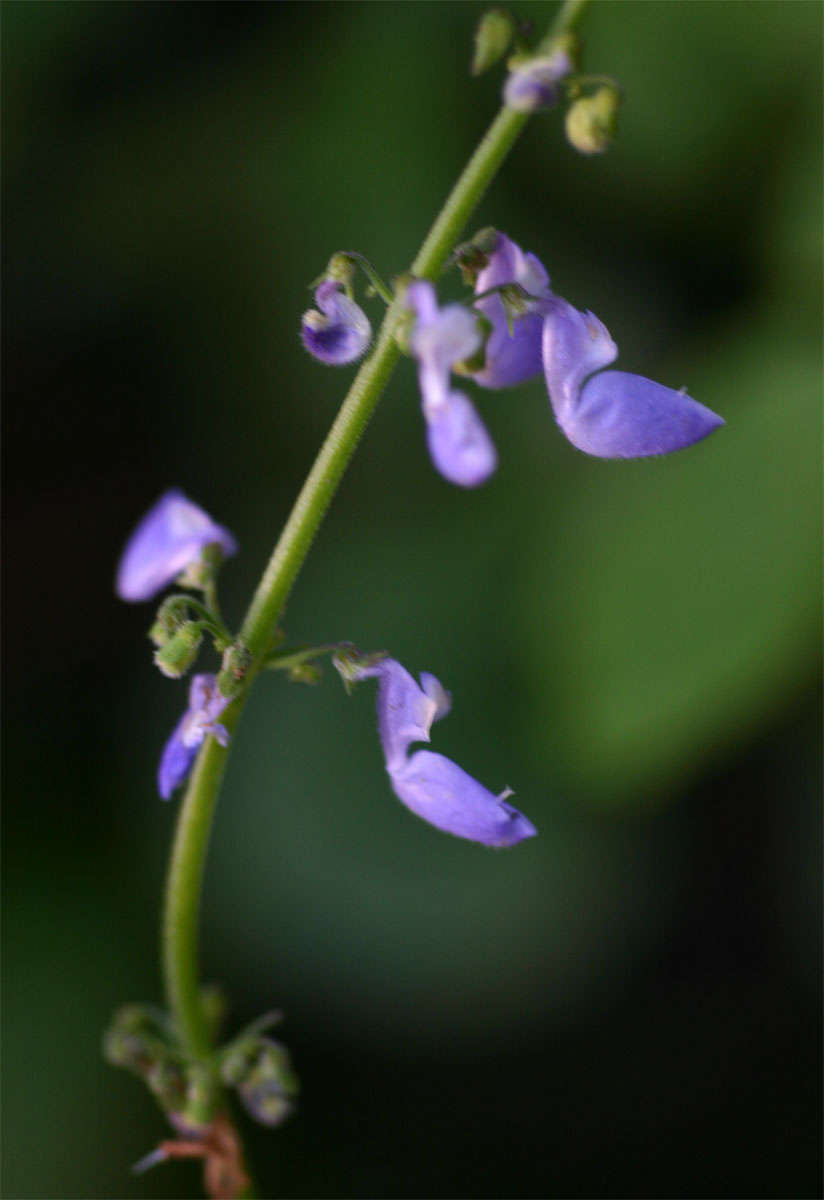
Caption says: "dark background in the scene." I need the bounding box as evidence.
[3,3,821,1198]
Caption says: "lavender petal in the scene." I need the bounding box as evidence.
[389,750,537,847]
[116,489,237,603]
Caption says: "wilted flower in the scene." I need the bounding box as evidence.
[117,490,237,603]
[158,674,230,800]
[349,656,536,847]
[542,295,724,457]
[503,48,573,112]
[406,280,497,487]
[301,279,371,365]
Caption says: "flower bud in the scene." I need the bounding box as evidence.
[220,1040,257,1088]
[236,1039,299,1128]
[324,252,356,288]
[471,9,514,76]
[103,1003,174,1073]
[217,640,253,698]
[149,595,190,648]
[148,619,169,648]
[503,45,573,111]
[565,86,620,155]
[153,622,203,679]
[103,1026,149,1073]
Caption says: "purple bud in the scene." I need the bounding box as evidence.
[158,674,230,800]
[503,49,573,112]
[473,233,552,389]
[407,280,497,486]
[116,490,237,603]
[352,657,536,847]
[301,279,371,366]
[542,296,724,457]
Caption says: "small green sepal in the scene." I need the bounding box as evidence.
[332,645,387,692]
[451,226,499,286]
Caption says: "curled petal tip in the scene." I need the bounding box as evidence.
[371,658,439,770]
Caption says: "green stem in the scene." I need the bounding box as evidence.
[160,0,591,1173]
[163,729,234,1057]
[543,0,592,46]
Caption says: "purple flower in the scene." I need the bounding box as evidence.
[503,49,573,112]
[542,296,724,457]
[117,489,237,603]
[406,280,497,487]
[465,230,723,458]
[473,232,552,389]
[158,674,230,800]
[301,279,371,365]
[352,657,536,847]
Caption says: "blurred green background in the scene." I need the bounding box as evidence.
[3,2,821,1197]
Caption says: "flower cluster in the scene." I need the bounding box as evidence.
[117,494,534,846]
[464,231,722,476]
[301,233,723,488]
[117,491,236,800]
